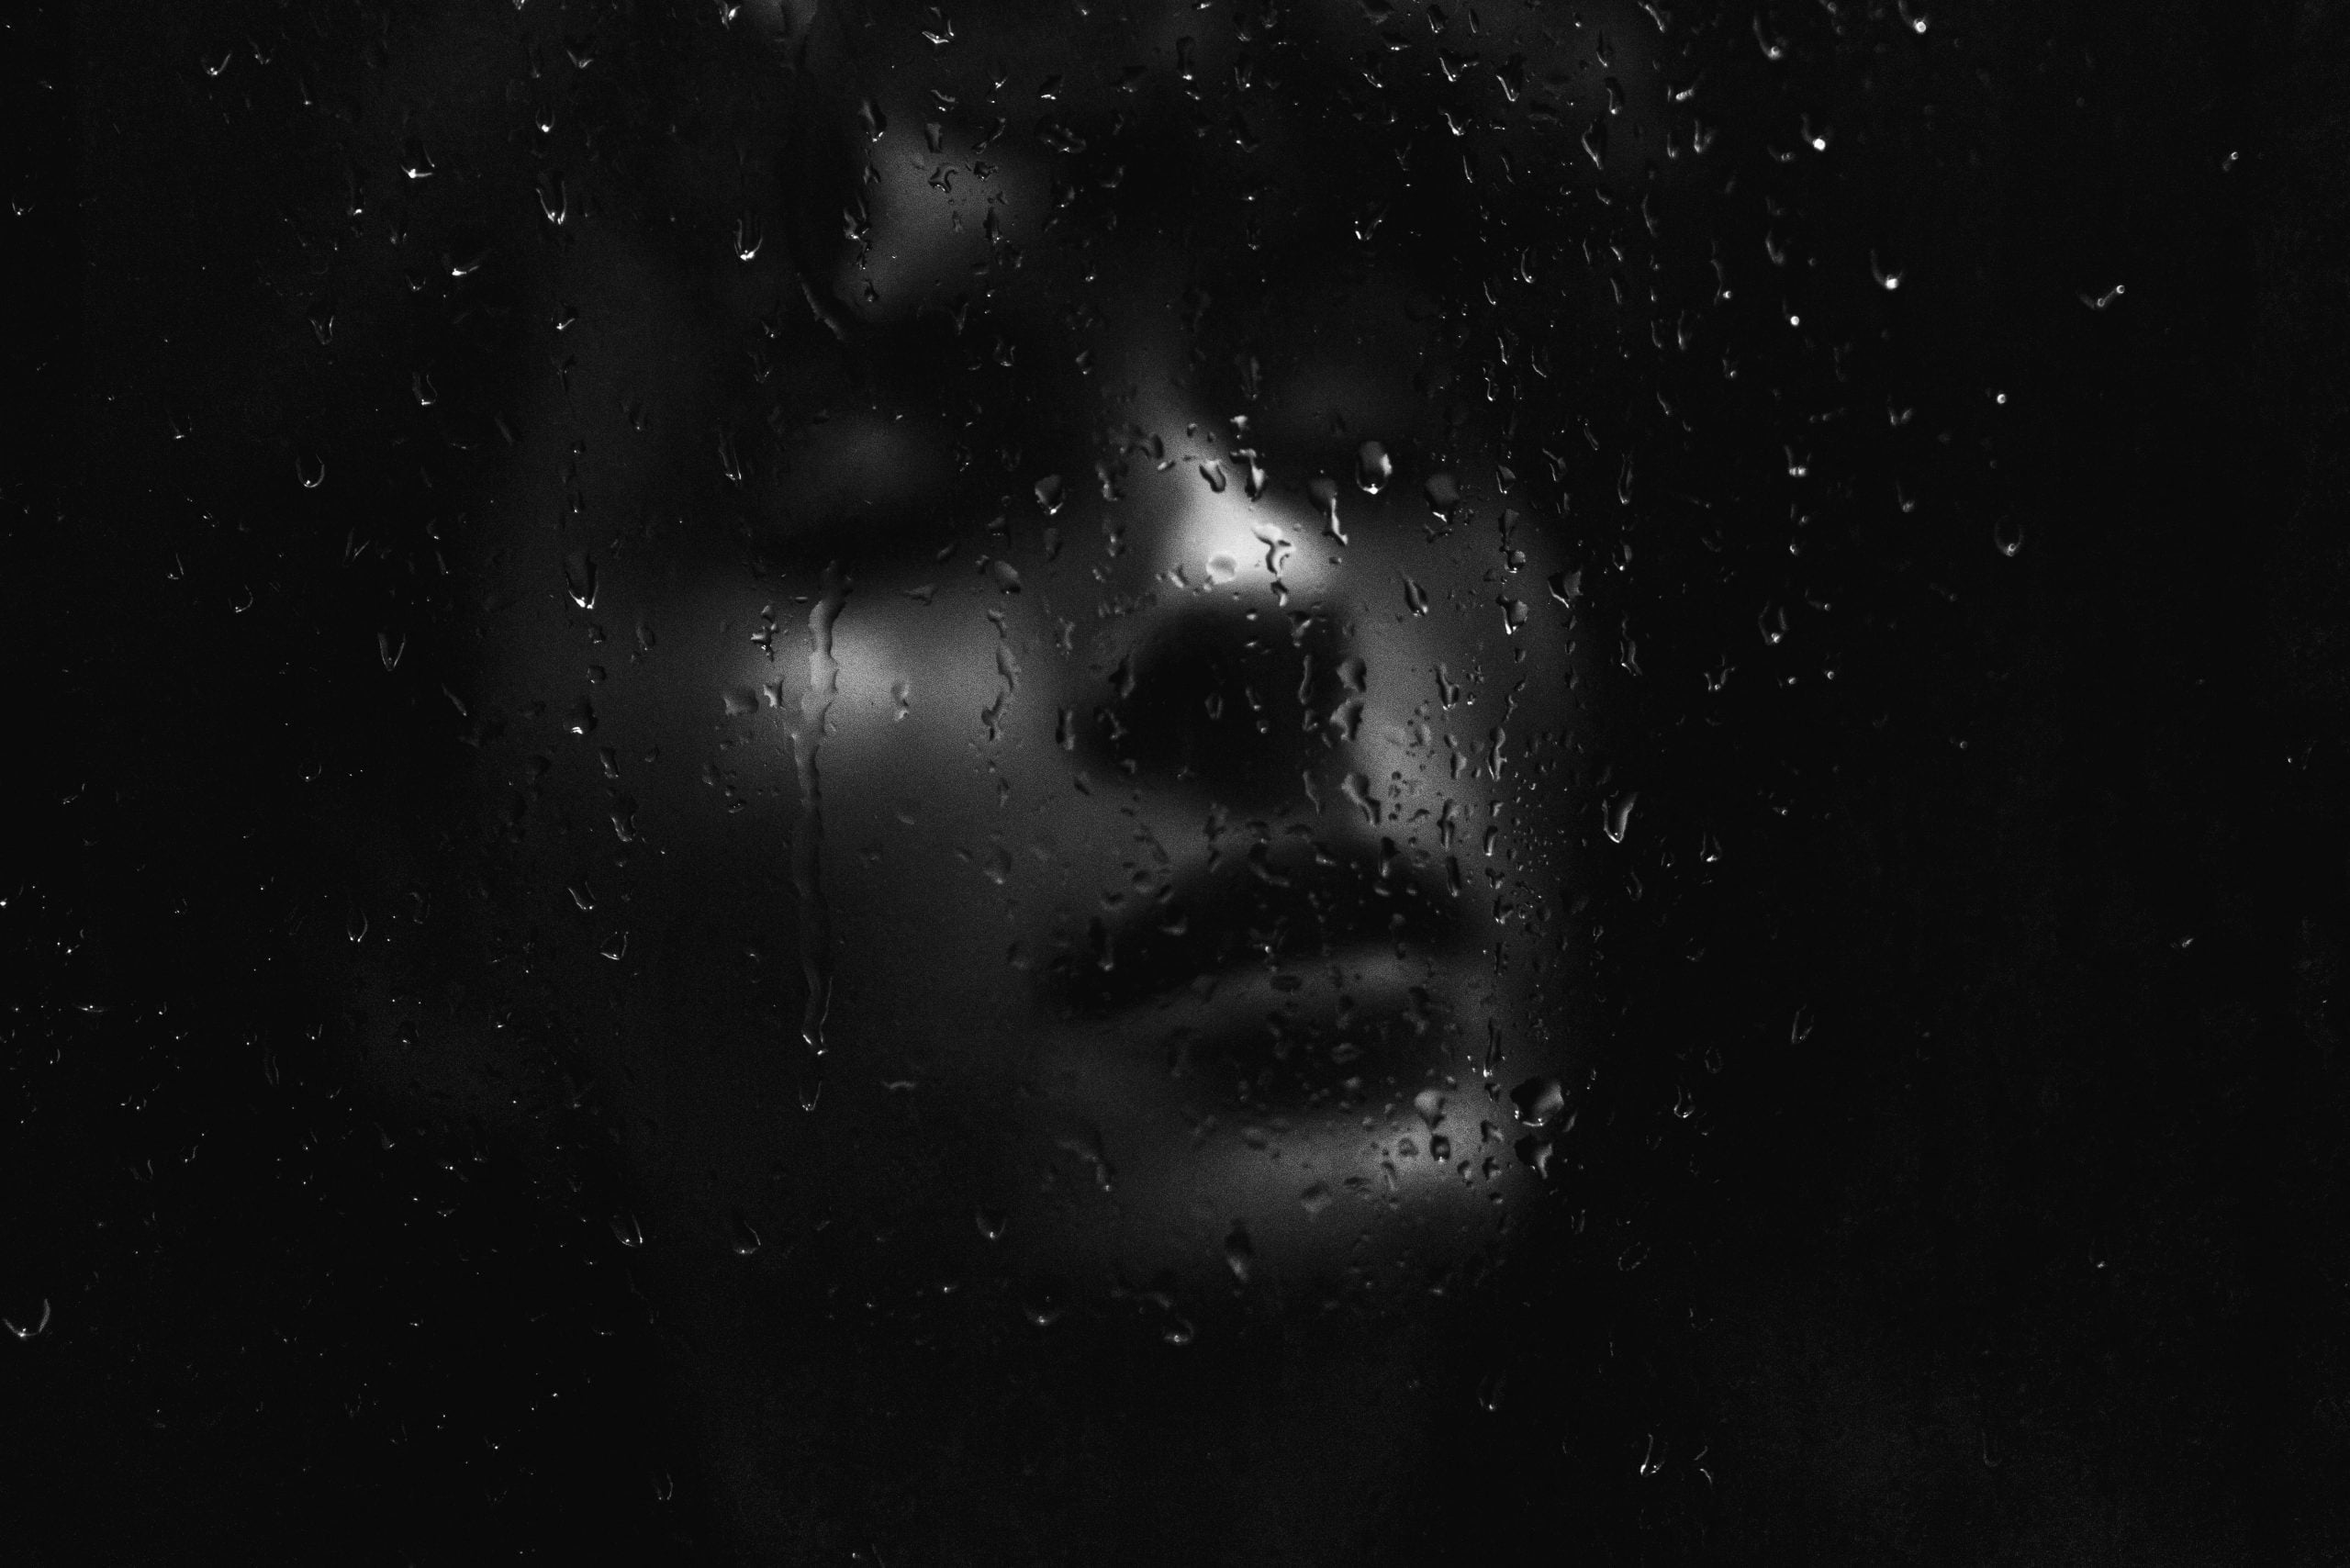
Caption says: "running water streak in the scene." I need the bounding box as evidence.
[791,568,848,1056]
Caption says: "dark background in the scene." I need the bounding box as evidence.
[8,0,2350,1561]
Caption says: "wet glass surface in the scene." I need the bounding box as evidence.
[13,0,2350,1561]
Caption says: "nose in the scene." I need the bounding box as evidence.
[1079,599,1354,812]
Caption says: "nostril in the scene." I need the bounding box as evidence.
[1081,605,1354,808]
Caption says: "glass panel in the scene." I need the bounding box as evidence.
[21,0,2333,1560]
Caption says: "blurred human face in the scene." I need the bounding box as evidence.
[375,0,1662,1550]
[459,0,1659,1288]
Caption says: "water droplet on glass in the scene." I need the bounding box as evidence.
[1355,441,1392,494]
[1223,1220,1255,1283]
[1308,476,1345,543]
[1582,117,1609,169]
[1511,1075,1566,1126]
[5,1298,53,1341]
[793,573,849,1057]
[561,554,597,610]
[1237,448,1269,501]
[1023,1279,1064,1327]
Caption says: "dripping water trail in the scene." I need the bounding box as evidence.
[792,566,848,1060]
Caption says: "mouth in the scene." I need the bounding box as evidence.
[1008,841,1517,1281]
[1036,838,1476,1116]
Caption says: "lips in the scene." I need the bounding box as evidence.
[1042,835,1465,1011]
[1007,835,1512,1283]
[1036,835,1474,1114]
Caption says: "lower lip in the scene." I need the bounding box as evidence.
[1008,955,1531,1283]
